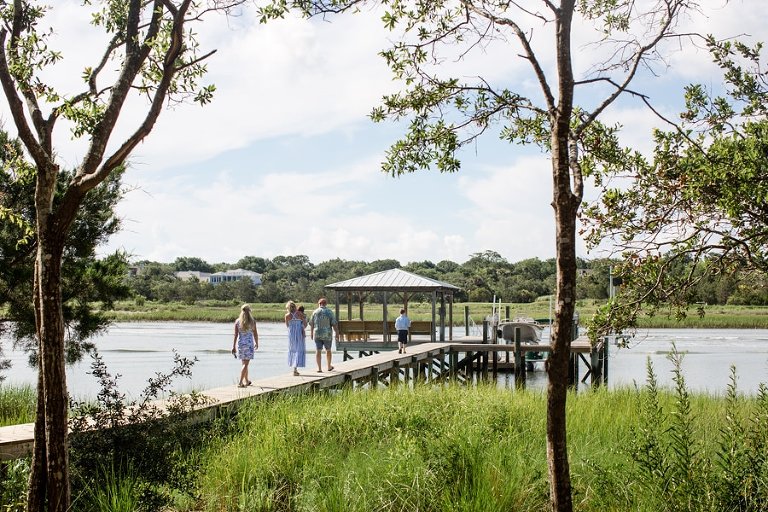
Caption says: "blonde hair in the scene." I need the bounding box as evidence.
[238,304,255,332]
[285,300,297,312]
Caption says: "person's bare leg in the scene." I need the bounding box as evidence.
[239,361,249,386]
[326,349,333,371]
[316,350,323,372]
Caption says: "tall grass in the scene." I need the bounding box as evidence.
[72,464,142,512]
[196,385,553,512]
[191,373,768,512]
[0,384,36,427]
[4,351,767,511]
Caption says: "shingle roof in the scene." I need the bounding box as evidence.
[325,268,460,292]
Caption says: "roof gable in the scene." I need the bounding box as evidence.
[325,268,459,292]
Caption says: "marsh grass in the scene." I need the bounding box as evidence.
[3,347,767,511]
[103,299,768,328]
[0,383,36,427]
[190,374,768,512]
[73,464,142,512]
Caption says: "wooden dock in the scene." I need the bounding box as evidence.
[0,337,606,461]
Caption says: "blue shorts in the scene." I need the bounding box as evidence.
[315,338,332,350]
[397,330,408,343]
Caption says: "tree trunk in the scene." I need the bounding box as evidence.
[547,186,577,511]
[27,228,71,511]
[26,362,47,510]
[547,3,577,510]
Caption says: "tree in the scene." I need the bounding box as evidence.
[0,129,130,377]
[235,255,272,274]
[172,256,214,273]
[264,1,701,509]
[0,1,243,509]
[585,38,768,332]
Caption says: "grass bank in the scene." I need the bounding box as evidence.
[192,378,767,511]
[101,299,768,328]
[0,384,35,427]
[3,361,767,511]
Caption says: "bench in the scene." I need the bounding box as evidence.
[337,320,367,341]
[408,320,433,340]
[337,320,434,342]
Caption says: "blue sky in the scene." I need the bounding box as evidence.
[7,1,767,266]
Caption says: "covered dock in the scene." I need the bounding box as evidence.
[324,268,460,354]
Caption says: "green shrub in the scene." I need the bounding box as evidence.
[0,458,29,511]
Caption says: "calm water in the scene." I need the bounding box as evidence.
[2,323,768,398]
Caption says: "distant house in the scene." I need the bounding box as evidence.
[208,268,262,286]
[175,271,212,282]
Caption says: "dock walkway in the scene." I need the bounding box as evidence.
[0,337,604,461]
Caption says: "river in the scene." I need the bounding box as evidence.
[2,323,768,399]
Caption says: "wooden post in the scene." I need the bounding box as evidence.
[464,306,470,337]
[514,326,526,387]
[450,350,458,381]
[371,366,378,388]
[439,294,446,342]
[383,293,389,342]
[590,343,603,388]
[492,344,498,379]
[568,352,579,388]
[505,305,510,320]
[431,291,437,342]
[439,349,446,384]
[448,294,453,341]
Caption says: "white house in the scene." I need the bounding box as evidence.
[174,270,212,281]
[208,268,262,285]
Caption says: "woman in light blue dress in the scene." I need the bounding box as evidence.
[285,301,307,376]
[231,304,258,387]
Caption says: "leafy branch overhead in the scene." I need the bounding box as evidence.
[584,38,768,337]
[0,2,247,510]
[272,0,696,182]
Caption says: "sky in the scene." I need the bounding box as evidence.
[6,1,767,266]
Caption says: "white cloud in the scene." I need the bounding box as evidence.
[455,156,577,262]
[5,2,763,267]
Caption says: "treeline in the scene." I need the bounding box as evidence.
[127,250,768,306]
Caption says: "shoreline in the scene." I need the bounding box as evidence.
[97,300,768,330]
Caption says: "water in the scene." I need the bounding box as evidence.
[2,323,768,399]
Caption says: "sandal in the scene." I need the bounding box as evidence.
[328,366,334,372]
[247,381,253,386]
[293,370,300,376]
[237,383,247,388]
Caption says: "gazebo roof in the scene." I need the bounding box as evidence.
[325,268,460,292]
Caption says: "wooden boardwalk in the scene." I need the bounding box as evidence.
[0,337,605,461]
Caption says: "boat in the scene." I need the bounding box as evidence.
[496,318,546,371]
[496,317,544,344]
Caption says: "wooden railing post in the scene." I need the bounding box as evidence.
[514,326,526,387]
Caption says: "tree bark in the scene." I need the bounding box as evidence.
[26,164,71,511]
[36,241,71,512]
[26,357,47,510]
[547,2,578,511]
